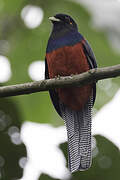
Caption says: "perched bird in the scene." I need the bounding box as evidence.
[45,14,97,173]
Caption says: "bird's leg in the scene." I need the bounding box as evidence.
[55,75,61,80]
[70,73,77,77]
[70,74,74,77]
[57,75,61,79]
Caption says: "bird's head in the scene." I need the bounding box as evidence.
[49,14,78,32]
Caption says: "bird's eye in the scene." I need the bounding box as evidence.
[65,16,70,22]
[65,16,73,25]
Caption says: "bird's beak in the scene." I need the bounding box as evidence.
[49,16,60,22]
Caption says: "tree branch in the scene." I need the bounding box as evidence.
[0,64,120,98]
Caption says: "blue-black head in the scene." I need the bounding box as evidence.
[47,14,83,52]
[49,14,78,36]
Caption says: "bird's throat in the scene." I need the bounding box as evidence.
[51,24,72,40]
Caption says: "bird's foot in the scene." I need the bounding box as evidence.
[70,74,74,77]
[70,73,78,77]
[55,75,61,79]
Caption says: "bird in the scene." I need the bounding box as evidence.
[45,13,97,173]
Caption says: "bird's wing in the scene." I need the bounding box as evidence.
[45,58,62,117]
[82,40,97,69]
[82,40,97,106]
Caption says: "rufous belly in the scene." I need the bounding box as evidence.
[46,42,92,111]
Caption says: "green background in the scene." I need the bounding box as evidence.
[0,0,119,179]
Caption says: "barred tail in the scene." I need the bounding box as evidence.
[60,96,93,173]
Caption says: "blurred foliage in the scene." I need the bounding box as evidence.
[60,135,120,180]
[0,0,120,179]
[0,0,120,125]
[38,136,120,180]
[0,98,26,179]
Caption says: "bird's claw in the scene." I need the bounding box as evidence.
[55,75,61,79]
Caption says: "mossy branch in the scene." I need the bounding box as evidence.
[0,64,120,98]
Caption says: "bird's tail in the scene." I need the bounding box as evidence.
[60,96,93,173]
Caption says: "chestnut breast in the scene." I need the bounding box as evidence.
[46,42,92,110]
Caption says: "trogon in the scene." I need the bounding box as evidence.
[45,14,97,173]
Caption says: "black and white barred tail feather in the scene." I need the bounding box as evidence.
[60,96,93,172]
